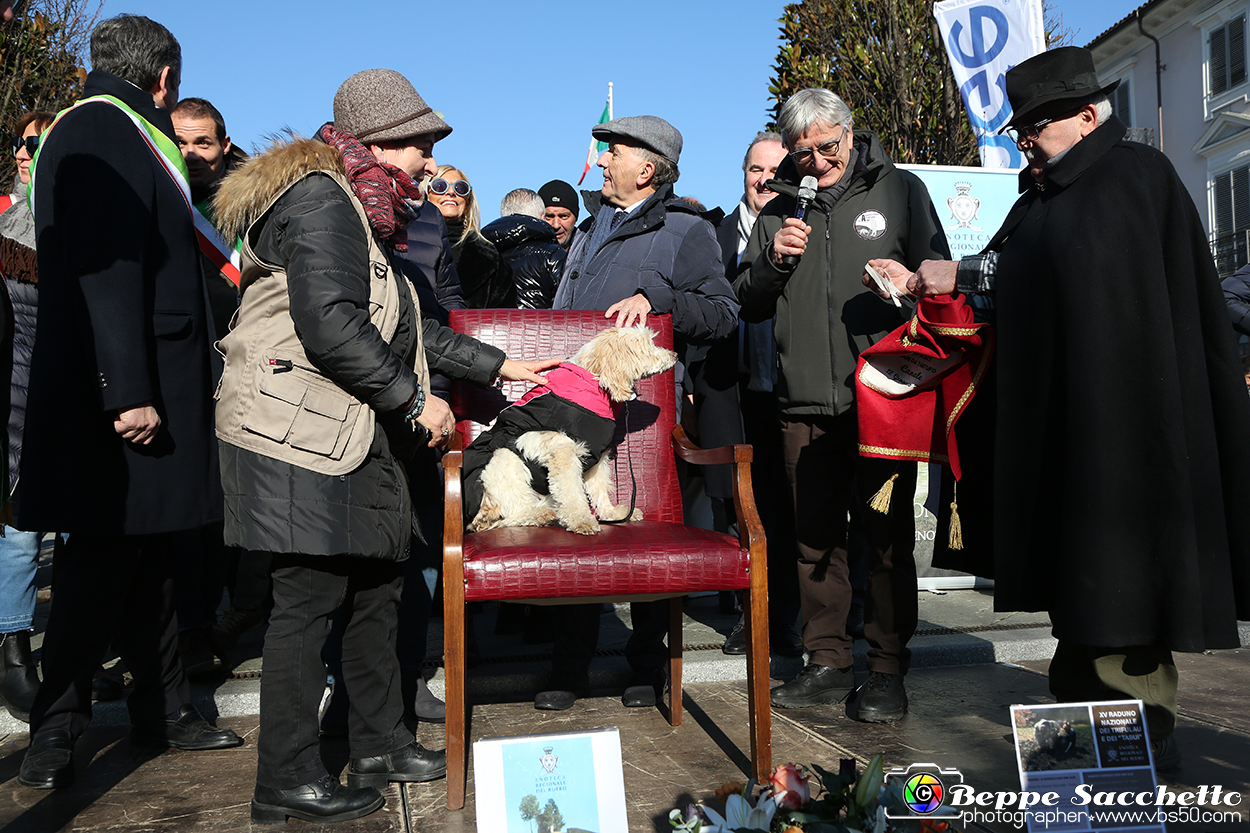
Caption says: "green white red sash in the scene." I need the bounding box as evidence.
[28,94,242,287]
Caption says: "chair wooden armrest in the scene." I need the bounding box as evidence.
[441,436,468,810]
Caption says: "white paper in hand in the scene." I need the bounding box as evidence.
[865,263,903,308]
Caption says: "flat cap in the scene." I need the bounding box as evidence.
[333,68,452,144]
[592,115,682,164]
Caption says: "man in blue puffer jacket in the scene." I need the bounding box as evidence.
[546,114,739,713]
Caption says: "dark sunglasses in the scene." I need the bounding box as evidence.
[10,135,39,157]
[428,177,470,197]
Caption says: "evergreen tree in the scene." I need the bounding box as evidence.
[766,0,1072,167]
[1,1,102,182]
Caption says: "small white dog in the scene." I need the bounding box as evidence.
[461,327,677,535]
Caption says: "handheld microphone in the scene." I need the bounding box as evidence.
[781,175,818,268]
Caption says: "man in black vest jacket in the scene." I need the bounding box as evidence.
[18,14,240,791]
[869,47,1250,771]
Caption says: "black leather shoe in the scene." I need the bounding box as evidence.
[535,689,578,710]
[131,704,243,750]
[769,624,806,658]
[622,684,657,708]
[770,663,854,708]
[91,667,124,702]
[18,728,75,789]
[251,775,383,824]
[347,739,447,789]
[722,616,747,655]
[412,677,445,723]
[848,671,908,723]
[622,669,663,708]
[535,677,589,711]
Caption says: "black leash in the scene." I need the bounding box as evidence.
[600,401,637,524]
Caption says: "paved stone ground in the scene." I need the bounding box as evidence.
[2,650,1247,832]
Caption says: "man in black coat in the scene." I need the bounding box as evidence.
[709,132,803,657]
[870,47,1250,771]
[18,14,240,790]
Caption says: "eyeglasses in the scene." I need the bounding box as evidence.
[428,177,470,197]
[1004,107,1084,143]
[10,135,38,157]
[788,125,847,164]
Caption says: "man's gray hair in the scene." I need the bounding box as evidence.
[634,145,679,188]
[500,188,545,219]
[1090,94,1112,126]
[777,89,853,148]
[91,15,181,92]
[742,131,783,171]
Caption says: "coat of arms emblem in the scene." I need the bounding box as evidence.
[946,182,981,231]
[540,747,559,773]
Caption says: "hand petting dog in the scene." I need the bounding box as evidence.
[499,358,561,386]
[605,292,654,329]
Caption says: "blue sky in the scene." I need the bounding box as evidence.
[101,1,1138,221]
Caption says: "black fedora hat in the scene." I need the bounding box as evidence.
[998,46,1119,133]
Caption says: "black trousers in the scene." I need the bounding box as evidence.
[257,554,410,789]
[31,532,190,737]
[739,387,802,633]
[549,600,669,688]
[780,412,917,674]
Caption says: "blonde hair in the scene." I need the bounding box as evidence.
[429,164,481,243]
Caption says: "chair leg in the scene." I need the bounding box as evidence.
[668,596,683,726]
[745,584,772,781]
[444,592,468,809]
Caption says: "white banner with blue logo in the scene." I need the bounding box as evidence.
[934,0,1045,168]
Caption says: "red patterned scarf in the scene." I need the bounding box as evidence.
[317,122,421,252]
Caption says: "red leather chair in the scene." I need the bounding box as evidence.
[441,309,770,810]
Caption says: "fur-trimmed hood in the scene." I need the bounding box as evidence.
[213,137,346,245]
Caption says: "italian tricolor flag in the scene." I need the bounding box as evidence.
[577,100,611,185]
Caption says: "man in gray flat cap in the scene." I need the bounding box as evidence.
[544,114,739,713]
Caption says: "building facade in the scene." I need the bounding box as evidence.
[1089,0,1250,277]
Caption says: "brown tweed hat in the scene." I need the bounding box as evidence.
[333,69,452,144]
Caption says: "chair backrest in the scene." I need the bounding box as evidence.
[449,309,682,524]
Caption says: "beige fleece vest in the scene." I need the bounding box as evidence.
[214,171,429,475]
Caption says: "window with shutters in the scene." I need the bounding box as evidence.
[1110,79,1132,126]
[1211,163,1250,277]
[1209,15,1248,99]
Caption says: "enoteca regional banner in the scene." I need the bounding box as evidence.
[934,0,1045,168]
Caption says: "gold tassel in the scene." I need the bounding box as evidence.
[948,482,964,550]
[868,473,898,514]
